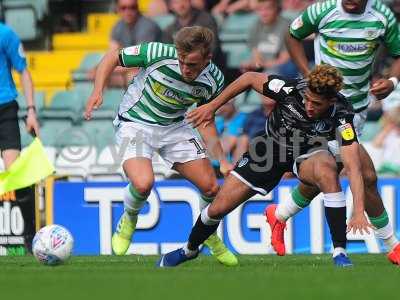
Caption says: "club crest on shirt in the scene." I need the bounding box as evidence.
[192,86,208,98]
[291,16,303,30]
[268,79,286,93]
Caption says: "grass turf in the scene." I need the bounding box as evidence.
[1,254,399,300]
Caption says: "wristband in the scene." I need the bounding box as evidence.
[389,77,399,88]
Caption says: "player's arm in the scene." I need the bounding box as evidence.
[5,29,39,135]
[370,10,400,99]
[186,72,267,128]
[84,44,148,119]
[338,118,372,234]
[286,6,317,76]
[197,121,233,177]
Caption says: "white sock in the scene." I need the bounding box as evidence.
[201,205,221,225]
[332,247,347,258]
[183,243,198,257]
[374,223,399,251]
[123,184,147,220]
[276,196,302,222]
[323,192,346,208]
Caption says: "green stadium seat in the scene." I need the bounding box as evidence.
[41,91,85,122]
[39,119,73,146]
[16,91,45,118]
[151,14,174,30]
[3,5,38,41]
[19,120,34,147]
[235,90,262,113]
[219,13,257,43]
[221,42,251,68]
[73,52,104,81]
[89,88,122,119]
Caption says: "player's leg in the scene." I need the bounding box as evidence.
[173,158,238,266]
[358,145,400,264]
[112,158,154,255]
[157,174,256,267]
[112,121,156,255]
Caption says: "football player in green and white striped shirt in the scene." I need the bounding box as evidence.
[270,0,400,266]
[85,26,238,266]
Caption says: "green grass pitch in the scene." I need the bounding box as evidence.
[1,254,399,300]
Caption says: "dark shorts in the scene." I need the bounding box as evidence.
[231,134,295,195]
[231,133,336,195]
[0,101,21,151]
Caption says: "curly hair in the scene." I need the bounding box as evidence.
[307,65,343,97]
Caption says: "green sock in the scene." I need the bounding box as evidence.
[292,187,312,209]
[369,210,389,229]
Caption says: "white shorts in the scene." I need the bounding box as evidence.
[114,120,207,168]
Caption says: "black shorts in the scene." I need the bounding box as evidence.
[0,101,21,151]
[231,134,295,195]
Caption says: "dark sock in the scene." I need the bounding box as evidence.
[187,215,220,251]
[325,206,347,249]
[15,186,36,253]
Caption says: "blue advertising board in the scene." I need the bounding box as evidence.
[53,179,400,255]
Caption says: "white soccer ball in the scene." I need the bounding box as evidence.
[32,224,74,265]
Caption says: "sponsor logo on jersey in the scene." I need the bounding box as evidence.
[314,120,330,133]
[268,79,286,93]
[287,104,305,120]
[338,123,355,141]
[291,16,303,30]
[327,40,376,57]
[283,86,293,94]
[124,45,141,56]
[238,157,249,168]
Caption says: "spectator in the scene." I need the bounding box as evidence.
[212,0,256,15]
[241,0,298,77]
[0,22,40,251]
[370,89,400,175]
[163,0,226,70]
[215,101,247,163]
[88,0,162,87]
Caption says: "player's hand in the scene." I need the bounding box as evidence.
[26,109,40,137]
[84,92,103,120]
[219,159,234,177]
[347,212,374,235]
[186,103,216,128]
[370,78,395,100]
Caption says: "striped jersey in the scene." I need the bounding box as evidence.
[117,42,224,126]
[290,0,400,110]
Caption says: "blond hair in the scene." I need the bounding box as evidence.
[307,64,343,97]
[174,26,214,57]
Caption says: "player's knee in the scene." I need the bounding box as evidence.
[132,180,154,196]
[207,203,225,220]
[200,181,219,198]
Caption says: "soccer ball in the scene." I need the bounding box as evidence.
[32,224,74,265]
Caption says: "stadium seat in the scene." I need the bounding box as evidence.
[41,91,85,122]
[234,90,261,113]
[87,13,119,34]
[16,91,45,119]
[39,119,73,146]
[52,33,109,51]
[44,146,57,165]
[219,13,257,43]
[3,5,38,41]
[81,120,115,150]
[19,120,34,147]
[151,14,174,30]
[89,89,123,120]
[73,52,104,81]
[221,42,251,68]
